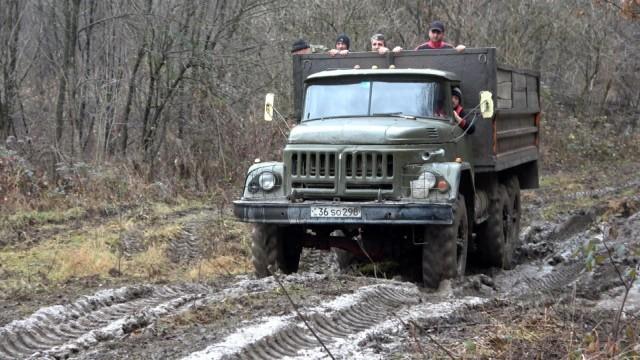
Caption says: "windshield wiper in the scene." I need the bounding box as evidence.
[372,112,416,120]
[304,114,371,121]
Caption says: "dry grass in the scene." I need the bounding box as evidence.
[144,223,184,244]
[56,238,118,280]
[130,243,171,280]
[6,207,87,228]
[187,255,252,280]
[0,201,252,297]
[428,300,640,360]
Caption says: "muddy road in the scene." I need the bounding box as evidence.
[1,169,639,359]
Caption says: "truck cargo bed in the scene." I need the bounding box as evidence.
[292,48,540,181]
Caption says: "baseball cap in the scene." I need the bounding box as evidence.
[429,21,445,33]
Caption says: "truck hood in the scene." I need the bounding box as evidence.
[288,118,451,145]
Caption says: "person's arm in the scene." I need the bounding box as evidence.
[328,49,349,56]
[454,111,466,128]
[455,110,475,134]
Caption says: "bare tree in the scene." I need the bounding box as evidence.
[0,0,24,140]
[54,0,81,148]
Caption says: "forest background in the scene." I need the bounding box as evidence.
[1,0,639,211]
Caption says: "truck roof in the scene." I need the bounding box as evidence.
[306,68,459,82]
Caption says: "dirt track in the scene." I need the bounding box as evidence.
[1,170,639,359]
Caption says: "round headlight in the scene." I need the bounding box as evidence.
[258,172,276,191]
[410,171,437,199]
[418,171,437,188]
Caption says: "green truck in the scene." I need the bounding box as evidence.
[233,48,540,288]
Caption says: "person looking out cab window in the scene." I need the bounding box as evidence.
[452,87,474,133]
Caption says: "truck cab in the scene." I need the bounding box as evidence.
[234,48,540,288]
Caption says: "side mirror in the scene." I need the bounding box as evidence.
[479,91,494,119]
[264,93,275,121]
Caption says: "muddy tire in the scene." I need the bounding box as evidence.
[251,225,302,277]
[477,182,520,269]
[280,227,303,273]
[505,176,522,261]
[334,248,356,270]
[422,194,469,289]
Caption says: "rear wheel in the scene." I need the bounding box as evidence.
[505,176,522,265]
[422,194,469,288]
[251,225,302,277]
[477,180,520,269]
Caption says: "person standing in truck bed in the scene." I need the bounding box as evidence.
[415,21,466,52]
[291,39,311,55]
[291,39,327,55]
[370,33,403,54]
[392,21,465,53]
[328,33,350,56]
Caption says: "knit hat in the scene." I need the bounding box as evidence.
[429,21,445,33]
[335,33,350,49]
[291,39,310,53]
[452,87,463,101]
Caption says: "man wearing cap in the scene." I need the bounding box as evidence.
[291,39,311,55]
[328,33,350,56]
[415,21,465,52]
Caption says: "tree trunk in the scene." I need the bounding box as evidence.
[80,0,96,154]
[1,0,21,140]
[54,0,81,146]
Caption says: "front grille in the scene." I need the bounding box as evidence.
[288,151,337,191]
[292,182,334,189]
[286,150,395,197]
[344,152,393,178]
[346,183,393,190]
[291,152,336,177]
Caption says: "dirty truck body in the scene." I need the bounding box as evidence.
[233,48,540,287]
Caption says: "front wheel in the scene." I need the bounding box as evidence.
[422,194,469,289]
[333,248,356,271]
[251,225,302,277]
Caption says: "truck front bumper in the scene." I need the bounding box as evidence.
[233,200,453,225]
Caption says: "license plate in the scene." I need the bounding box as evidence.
[310,206,361,218]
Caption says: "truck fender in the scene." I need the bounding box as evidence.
[419,162,475,202]
[241,161,286,199]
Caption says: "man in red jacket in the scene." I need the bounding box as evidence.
[415,21,465,52]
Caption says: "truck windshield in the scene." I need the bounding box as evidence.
[302,79,447,121]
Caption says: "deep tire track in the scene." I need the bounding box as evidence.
[0,273,323,360]
[562,179,640,201]
[0,284,208,359]
[183,283,422,360]
[167,223,204,264]
[506,261,585,299]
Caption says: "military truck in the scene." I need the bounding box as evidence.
[233,48,540,288]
